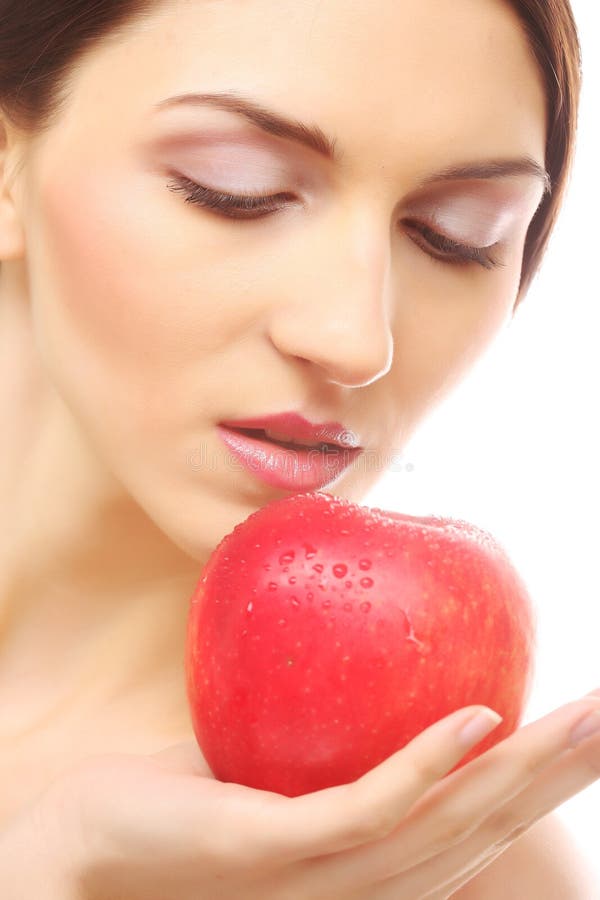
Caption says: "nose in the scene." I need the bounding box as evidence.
[267,206,395,389]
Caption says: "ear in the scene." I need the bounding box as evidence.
[0,114,27,262]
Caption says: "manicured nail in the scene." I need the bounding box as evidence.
[570,710,600,748]
[458,709,503,748]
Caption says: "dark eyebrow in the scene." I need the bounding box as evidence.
[418,157,551,194]
[153,90,340,162]
[153,91,550,193]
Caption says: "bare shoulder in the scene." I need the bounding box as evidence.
[451,812,599,899]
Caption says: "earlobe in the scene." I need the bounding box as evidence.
[0,116,27,262]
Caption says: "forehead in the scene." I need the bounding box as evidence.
[37,0,547,175]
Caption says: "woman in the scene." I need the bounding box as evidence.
[0,0,597,897]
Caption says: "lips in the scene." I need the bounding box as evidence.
[219,411,362,452]
[230,428,337,452]
[216,425,362,492]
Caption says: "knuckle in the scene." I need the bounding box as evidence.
[432,808,474,849]
[342,784,397,842]
[350,802,397,843]
[410,754,447,786]
[483,806,520,840]
[351,813,394,843]
[519,751,551,781]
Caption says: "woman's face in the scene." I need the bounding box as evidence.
[6,0,546,560]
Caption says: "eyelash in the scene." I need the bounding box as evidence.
[166,174,503,271]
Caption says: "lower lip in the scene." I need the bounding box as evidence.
[216,426,362,492]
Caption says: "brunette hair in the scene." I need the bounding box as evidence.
[0,0,582,308]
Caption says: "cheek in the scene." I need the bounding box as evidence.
[27,163,257,437]
[36,171,193,379]
[389,259,519,420]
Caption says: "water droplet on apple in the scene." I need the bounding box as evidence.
[241,628,248,637]
[344,580,353,589]
[343,601,353,611]
[263,564,271,571]
[358,558,372,570]
[304,543,318,559]
[312,563,324,574]
[279,551,295,565]
[360,577,374,589]
[288,576,297,585]
[278,618,287,626]
[268,582,278,591]
[385,550,395,558]
[322,598,332,608]
[307,592,314,601]
[360,601,372,613]
[339,528,351,536]
[246,601,254,613]
[332,563,348,578]
[291,596,300,608]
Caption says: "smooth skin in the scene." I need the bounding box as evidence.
[0,0,597,896]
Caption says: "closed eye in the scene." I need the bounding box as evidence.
[166,174,294,218]
[166,174,504,270]
[402,219,504,270]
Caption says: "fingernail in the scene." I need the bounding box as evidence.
[584,688,600,698]
[458,709,503,748]
[570,710,600,748]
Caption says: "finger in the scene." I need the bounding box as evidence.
[149,740,215,777]
[365,723,600,900]
[292,696,600,894]
[464,714,600,847]
[391,844,509,900]
[249,705,502,865]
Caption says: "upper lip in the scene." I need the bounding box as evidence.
[219,412,362,450]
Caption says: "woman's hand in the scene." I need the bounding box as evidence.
[5,691,600,900]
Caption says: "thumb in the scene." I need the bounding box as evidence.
[149,738,215,778]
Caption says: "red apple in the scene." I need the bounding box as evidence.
[185,490,536,797]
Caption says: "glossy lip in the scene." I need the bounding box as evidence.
[218,411,362,450]
[216,424,363,492]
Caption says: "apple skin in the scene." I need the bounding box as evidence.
[185,491,537,798]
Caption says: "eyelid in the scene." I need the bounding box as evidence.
[159,139,301,195]
[411,191,532,247]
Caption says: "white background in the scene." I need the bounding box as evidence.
[365,0,600,884]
